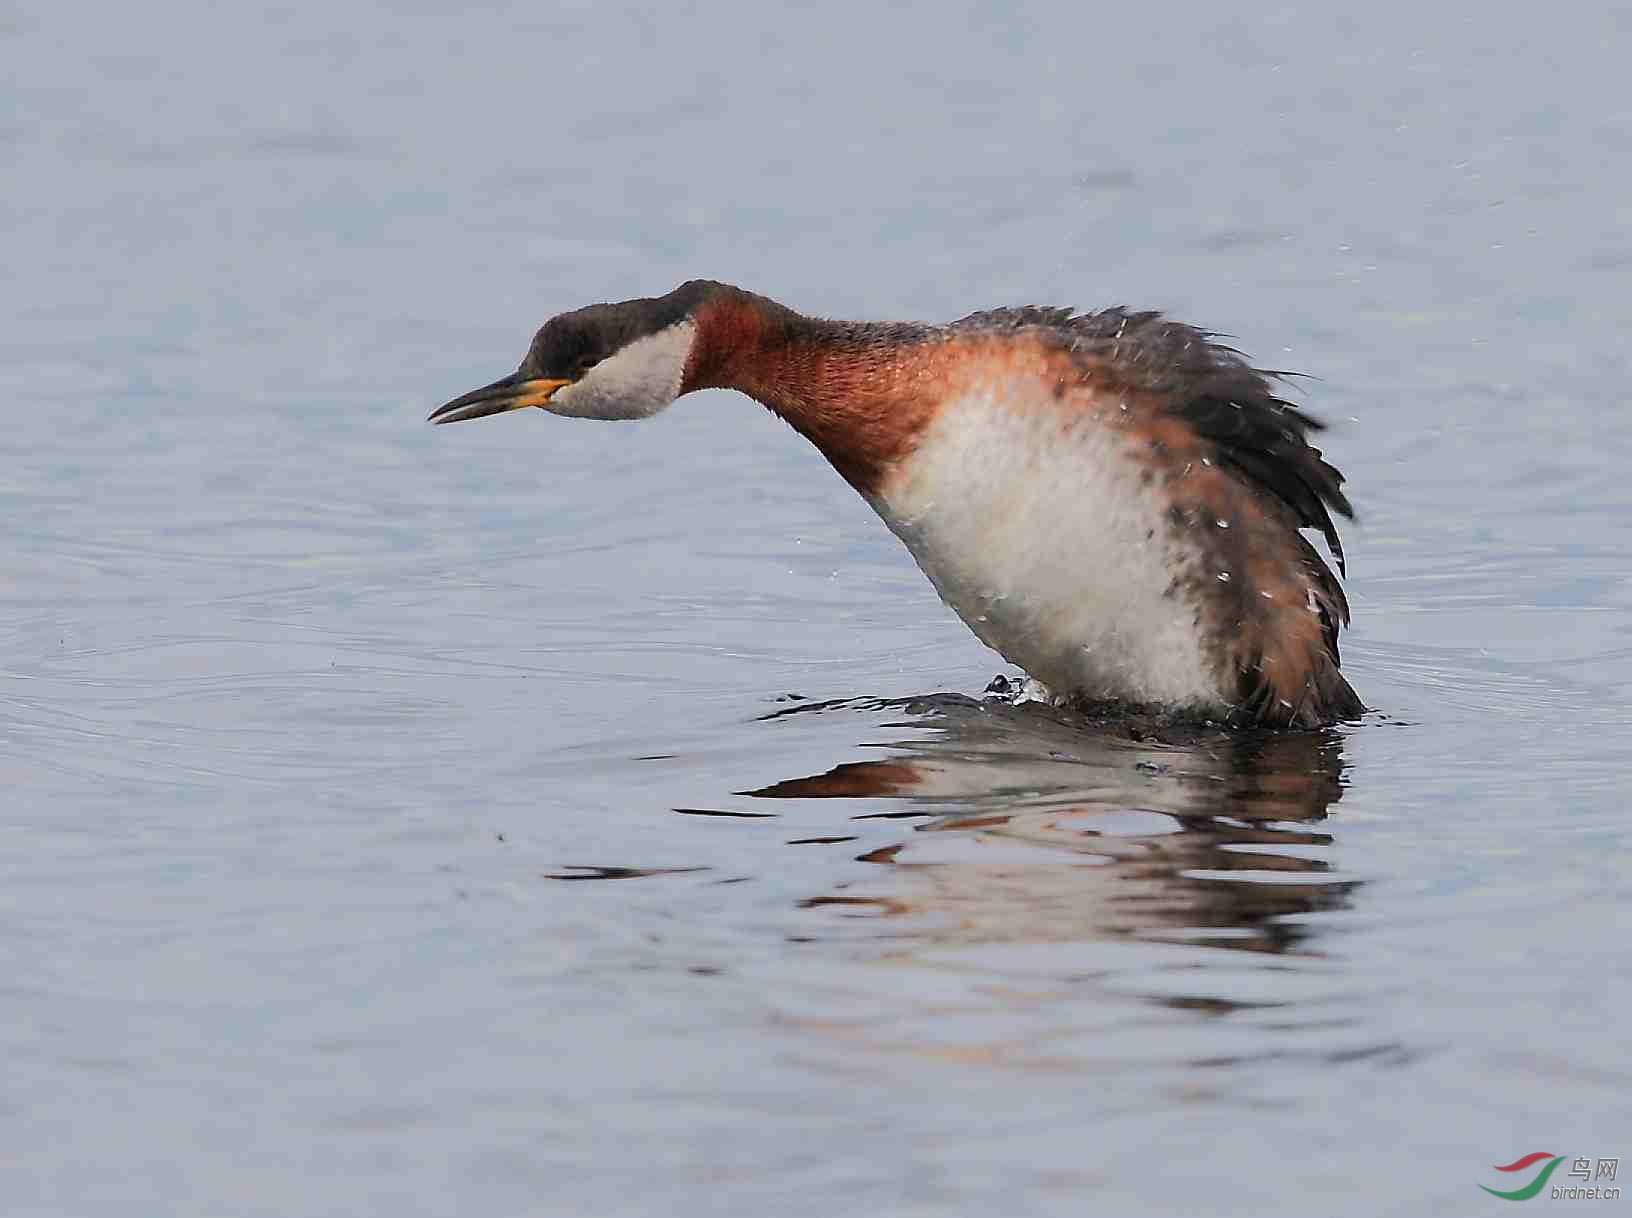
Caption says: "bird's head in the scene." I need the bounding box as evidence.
[429,280,723,426]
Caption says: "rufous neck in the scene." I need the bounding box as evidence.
[681,287,938,494]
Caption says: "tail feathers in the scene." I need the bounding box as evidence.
[1233,650,1365,729]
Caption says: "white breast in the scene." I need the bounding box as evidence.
[867,389,1226,712]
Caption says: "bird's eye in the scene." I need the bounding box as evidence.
[575,354,602,375]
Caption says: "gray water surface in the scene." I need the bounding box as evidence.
[5,3,1630,1214]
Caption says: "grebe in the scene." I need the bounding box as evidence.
[430,281,1362,728]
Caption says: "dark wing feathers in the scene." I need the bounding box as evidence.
[951,305,1082,330]
[954,305,1353,576]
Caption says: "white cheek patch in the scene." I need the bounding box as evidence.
[549,321,695,420]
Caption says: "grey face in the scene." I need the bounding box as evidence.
[430,281,717,426]
[545,320,697,421]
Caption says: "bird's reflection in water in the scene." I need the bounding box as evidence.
[734,694,1380,1076]
[749,693,1356,959]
